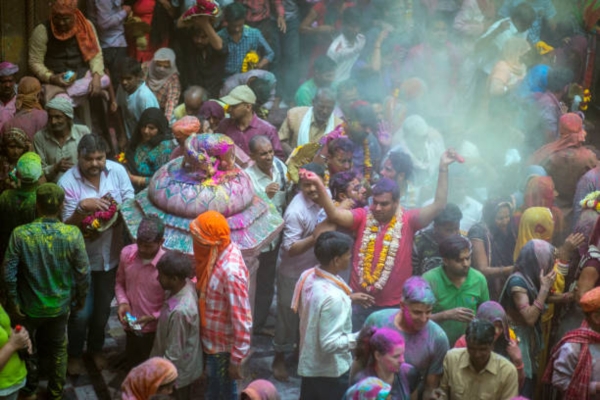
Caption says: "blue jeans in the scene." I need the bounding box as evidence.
[204,353,237,400]
[68,268,117,356]
[21,313,69,400]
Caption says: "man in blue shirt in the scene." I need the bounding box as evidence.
[218,3,275,77]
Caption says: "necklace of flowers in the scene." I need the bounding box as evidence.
[324,167,330,187]
[357,209,403,292]
[581,191,600,212]
[363,139,372,182]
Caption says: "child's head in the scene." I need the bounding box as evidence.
[156,250,194,291]
[120,57,144,95]
[137,215,165,260]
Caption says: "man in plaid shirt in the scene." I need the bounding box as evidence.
[190,210,252,399]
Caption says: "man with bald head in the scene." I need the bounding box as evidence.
[172,85,209,122]
[278,88,342,156]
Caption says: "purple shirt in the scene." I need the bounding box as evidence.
[87,0,128,48]
[216,113,285,160]
[2,109,48,141]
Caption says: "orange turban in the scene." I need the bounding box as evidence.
[51,0,100,62]
[172,116,201,140]
[121,357,178,400]
[580,286,600,313]
[190,211,231,327]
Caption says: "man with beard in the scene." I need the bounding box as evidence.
[0,62,18,131]
[179,16,227,97]
[424,235,489,346]
[301,150,457,330]
[33,97,90,182]
[329,170,367,209]
[279,88,341,156]
[58,134,134,374]
[361,277,450,400]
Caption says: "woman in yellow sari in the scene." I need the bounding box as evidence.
[512,206,584,394]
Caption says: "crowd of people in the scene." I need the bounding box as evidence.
[1,0,600,399]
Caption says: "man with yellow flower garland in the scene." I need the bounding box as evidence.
[303,149,457,329]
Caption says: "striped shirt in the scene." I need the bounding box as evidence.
[201,243,252,366]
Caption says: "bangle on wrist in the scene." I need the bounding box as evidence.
[533,299,544,311]
[439,168,448,173]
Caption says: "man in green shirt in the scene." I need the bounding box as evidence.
[3,183,90,400]
[294,55,336,106]
[423,234,489,346]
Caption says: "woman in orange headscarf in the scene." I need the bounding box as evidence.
[121,357,178,400]
[189,210,231,328]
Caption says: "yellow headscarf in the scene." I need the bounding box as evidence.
[514,207,554,262]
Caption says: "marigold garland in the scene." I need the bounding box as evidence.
[363,139,372,182]
[241,50,259,73]
[357,210,403,292]
[581,191,600,212]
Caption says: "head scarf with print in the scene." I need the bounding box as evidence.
[15,77,42,111]
[190,210,231,328]
[50,0,100,62]
[147,48,179,93]
[514,207,555,262]
[121,357,178,400]
[172,116,201,141]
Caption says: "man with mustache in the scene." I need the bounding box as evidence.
[58,134,134,374]
[33,97,90,183]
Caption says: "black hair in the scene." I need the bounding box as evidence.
[126,108,170,175]
[328,137,355,156]
[224,2,247,23]
[77,134,110,157]
[248,134,272,154]
[342,7,361,27]
[465,319,496,346]
[546,67,574,93]
[336,79,358,99]
[439,234,472,260]
[137,215,165,243]
[481,197,513,229]
[300,162,326,179]
[372,177,400,202]
[120,57,143,77]
[36,183,64,216]
[247,77,272,107]
[329,170,358,201]
[510,3,535,30]
[434,203,463,226]
[348,103,378,132]
[156,250,194,280]
[314,231,353,266]
[386,150,414,179]
[314,55,337,75]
